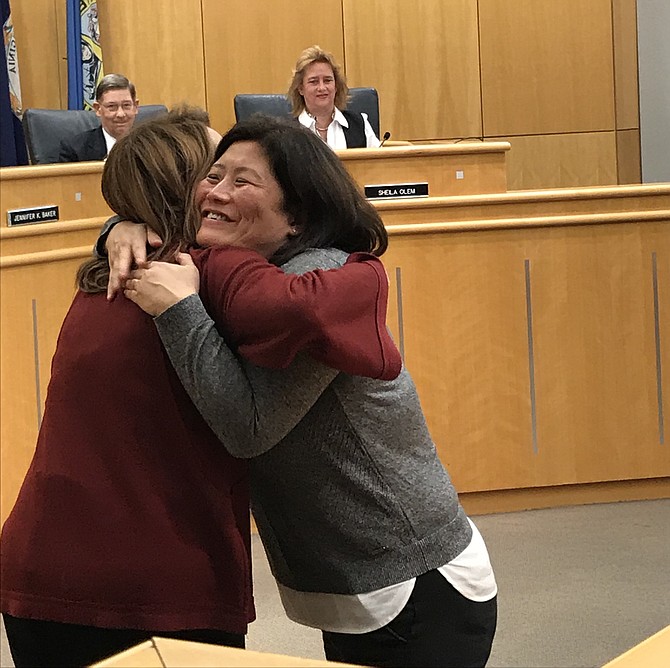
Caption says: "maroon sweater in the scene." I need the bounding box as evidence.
[0,246,400,632]
[193,246,401,380]
[0,292,254,632]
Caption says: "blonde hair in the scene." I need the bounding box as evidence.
[287,45,349,116]
[77,112,212,293]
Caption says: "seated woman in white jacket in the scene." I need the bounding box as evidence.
[288,44,380,149]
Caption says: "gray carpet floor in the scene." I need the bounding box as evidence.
[2,499,669,667]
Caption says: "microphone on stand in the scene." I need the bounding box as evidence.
[380,131,391,147]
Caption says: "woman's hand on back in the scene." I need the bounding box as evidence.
[124,252,200,317]
[105,222,163,300]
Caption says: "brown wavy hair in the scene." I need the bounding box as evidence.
[287,45,349,116]
[77,113,212,293]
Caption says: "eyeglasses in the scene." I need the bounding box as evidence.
[101,103,136,112]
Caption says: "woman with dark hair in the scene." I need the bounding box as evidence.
[287,45,380,149]
[0,114,400,667]
[113,116,498,668]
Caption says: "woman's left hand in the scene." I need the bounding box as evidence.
[124,252,200,316]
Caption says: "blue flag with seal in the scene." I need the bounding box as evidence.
[67,0,104,110]
[0,0,28,166]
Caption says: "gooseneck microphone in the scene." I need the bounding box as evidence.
[380,131,391,147]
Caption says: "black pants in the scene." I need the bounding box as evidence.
[3,614,245,668]
[322,569,497,668]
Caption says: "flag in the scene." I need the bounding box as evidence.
[67,0,104,110]
[0,0,27,166]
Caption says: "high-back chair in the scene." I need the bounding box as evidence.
[347,87,380,138]
[136,105,170,123]
[232,94,293,124]
[23,109,97,165]
[22,105,168,165]
[233,87,380,138]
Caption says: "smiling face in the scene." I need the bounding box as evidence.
[298,61,336,118]
[195,141,294,258]
[94,88,139,139]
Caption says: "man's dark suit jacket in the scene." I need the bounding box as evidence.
[58,127,107,163]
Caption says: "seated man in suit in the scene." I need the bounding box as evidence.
[58,74,139,162]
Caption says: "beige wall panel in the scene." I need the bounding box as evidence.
[97,0,205,109]
[530,223,669,484]
[377,186,670,229]
[202,0,344,133]
[612,0,640,130]
[500,132,618,190]
[343,0,481,141]
[3,193,667,518]
[340,143,509,196]
[1,265,39,523]
[1,258,81,523]
[460,479,670,516]
[480,0,615,136]
[383,232,535,493]
[1,165,110,223]
[648,227,670,445]
[384,219,670,494]
[617,129,642,185]
[11,0,62,109]
[1,225,100,257]
[54,0,68,108]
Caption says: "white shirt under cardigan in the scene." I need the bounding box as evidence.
[101,127,117,158]
[278,518,497,634]
[298,108,381,150]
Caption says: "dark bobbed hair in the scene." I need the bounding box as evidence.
[77,113,212,292]
[214,115,387,267]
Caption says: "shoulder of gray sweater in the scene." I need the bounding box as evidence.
[280,248,348,275]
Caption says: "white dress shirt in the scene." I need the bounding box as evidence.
[298,108,381,150]
[277,518,497,634]
[101,127,117,158]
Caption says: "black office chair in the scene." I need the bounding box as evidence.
[23,109,98,164]
[233,94,293,123]
[135,104,169,123]
[22,105,168,165]
[347,87,380,139]
[233,87,380,138]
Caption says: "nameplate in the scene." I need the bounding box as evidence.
[7,205,60,227]
[364,182,429,200]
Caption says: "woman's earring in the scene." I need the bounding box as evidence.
[290,226,299,236]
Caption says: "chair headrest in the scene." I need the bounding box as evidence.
[136,105,168,123]
[233,89,380,139]
[233,94,293,123]
[23,109,99,164]
[22,105,169,164]
[347,88,380,138]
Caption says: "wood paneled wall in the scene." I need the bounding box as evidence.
[11,0,641,189]
[343,0,482,141]
[383,218,670,493]
[202,0,344,134]
[11,0,63,108]
[0,250,88,522]
[96,0,207,109]
[499,132,619,192]
[3,188,669,521]
[479,0,616,136]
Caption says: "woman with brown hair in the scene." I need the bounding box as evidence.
[0,113,400,667]
[288,45,380,149]
[1,114,254,667]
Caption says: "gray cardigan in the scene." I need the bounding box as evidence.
[155,248,472,594]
